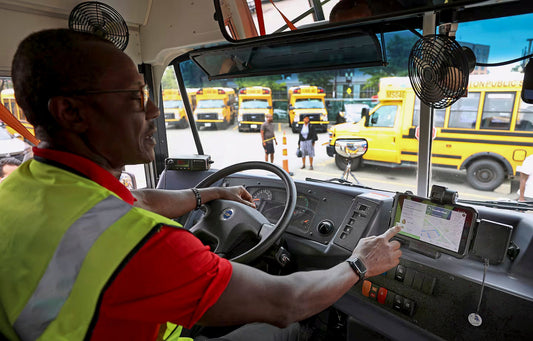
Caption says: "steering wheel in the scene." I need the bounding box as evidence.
[188,161,297,264]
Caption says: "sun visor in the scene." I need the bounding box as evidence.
[190,30,385,80]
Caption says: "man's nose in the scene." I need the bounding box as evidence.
[146,98,159,119]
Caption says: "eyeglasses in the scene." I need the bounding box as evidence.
[65,85,151,111]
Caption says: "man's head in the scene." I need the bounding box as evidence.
[12,29,159,172]
[266,113,273,122]
[0,157,22,180]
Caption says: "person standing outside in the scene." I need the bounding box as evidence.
[517,154,533,201]
[260,113,277,163]
[298,115,318,170]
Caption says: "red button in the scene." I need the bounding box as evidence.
[377,287,388,304]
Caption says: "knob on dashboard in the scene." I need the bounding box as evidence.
[318,220,334,235]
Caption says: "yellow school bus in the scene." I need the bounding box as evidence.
[1,89,34,135]
[288,85,329,133]
[237,86,273,132]
[162,88,197,129]
[327,74,533,191]
[193,87,236,129]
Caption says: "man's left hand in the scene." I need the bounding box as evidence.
[220,186,256,208]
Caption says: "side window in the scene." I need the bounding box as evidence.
[368,105,397,127]
[480,92,514,130]
[516,99,533,131]
[448,92,481,129]
[413,97,445,127]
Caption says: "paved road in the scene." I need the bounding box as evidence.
[147,122,518,202]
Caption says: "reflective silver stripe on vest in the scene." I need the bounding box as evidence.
[13,195,133,341]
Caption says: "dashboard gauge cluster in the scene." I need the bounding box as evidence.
[251,187,316,233]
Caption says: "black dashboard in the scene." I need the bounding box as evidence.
[159,169,533,340]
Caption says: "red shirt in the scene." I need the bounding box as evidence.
[33,148,233,341]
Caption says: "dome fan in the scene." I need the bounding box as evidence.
[408,34,476,109]
[68,1,129,51]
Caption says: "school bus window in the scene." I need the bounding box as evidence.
[448,92,480,129]
[163,100,184,109]
[480,92,514,130]
[413,98,445,127]
[295,98,324,109]
[8,100,16,117]
[197,99,225,108]
[368,105,397,127]
[516,100,533,131]
[241,98,269,109]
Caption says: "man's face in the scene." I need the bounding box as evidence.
[79,42,159,169]
[266,114,273,122]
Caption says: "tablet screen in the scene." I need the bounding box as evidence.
[392,193,477,257]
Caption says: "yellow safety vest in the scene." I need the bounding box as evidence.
[0,159,187,340]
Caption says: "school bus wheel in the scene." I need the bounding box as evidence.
[334,154,362,171]
[466,158,505,191]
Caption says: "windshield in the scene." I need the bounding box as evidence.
[197,99,225,108]
[294,98,324,109]
[0,128,13,140]
[241,99,269,109]
[163,100,184,109]
[162,13,533,209]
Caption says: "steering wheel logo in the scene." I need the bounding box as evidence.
[221,208,234,220]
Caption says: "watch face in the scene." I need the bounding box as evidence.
[348,257,367,277]
[355,258,367,274]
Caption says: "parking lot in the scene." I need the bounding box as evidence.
[137,121,520,202]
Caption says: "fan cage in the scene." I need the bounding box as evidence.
[68,1,129,51]
[408,34,470,109]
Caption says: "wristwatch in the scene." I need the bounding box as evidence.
[346,256,367,281]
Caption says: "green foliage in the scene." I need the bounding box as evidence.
[161,66,178,90]
[233,75,286,92]
[297,71,334,94]
[363,32,418,91]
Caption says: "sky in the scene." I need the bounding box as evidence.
[455,13,533,63]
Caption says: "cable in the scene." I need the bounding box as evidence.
[476,53,533,67]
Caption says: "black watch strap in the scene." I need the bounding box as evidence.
[346,256,367,281]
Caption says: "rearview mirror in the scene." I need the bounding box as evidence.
[189,27,384,79]
[214,0,490,42]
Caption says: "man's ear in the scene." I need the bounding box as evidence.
[47,96,89,133]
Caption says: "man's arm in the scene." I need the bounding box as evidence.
[131,186,255,218]
[199,226,402,328]
[260,127,266,145]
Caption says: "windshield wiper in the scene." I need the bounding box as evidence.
[457,199,533,211]
[305,177,374,189]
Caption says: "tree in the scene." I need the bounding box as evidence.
[233,75,285,92]
[161,66,178,90]
[362,32,418,91]
[298,70,334,94]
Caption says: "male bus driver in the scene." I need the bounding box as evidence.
[0,29,402,341]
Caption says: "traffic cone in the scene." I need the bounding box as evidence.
[282,131,290,174]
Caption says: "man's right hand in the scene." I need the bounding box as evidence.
[351,225,402,278]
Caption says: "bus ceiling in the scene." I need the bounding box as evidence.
[213,0,531,43]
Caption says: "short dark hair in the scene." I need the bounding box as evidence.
[11,29,112,134]
[0,157,22,177]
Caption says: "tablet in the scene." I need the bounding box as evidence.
[391,193,478,258]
